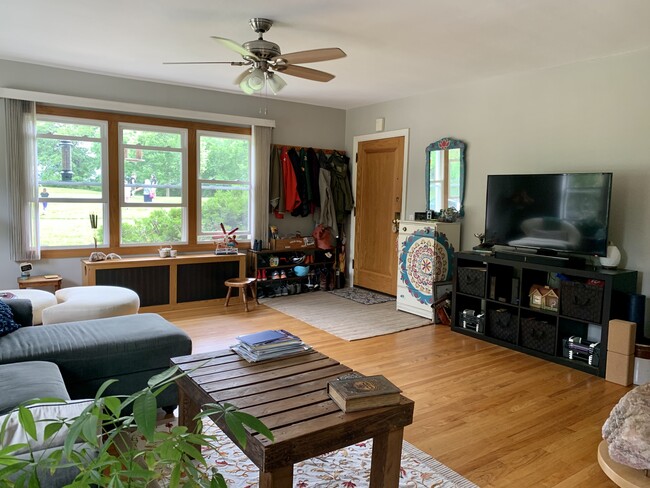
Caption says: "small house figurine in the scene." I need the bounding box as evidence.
[529,285,560,312]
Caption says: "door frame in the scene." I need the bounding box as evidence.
[349,128,410,286]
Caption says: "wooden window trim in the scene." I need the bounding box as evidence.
[37,105,251,259]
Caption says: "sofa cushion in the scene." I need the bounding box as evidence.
[0,300,21,337]
[0,361,70,415]
[1,298,33,328]
[0,398,93,455]
[0,313,192,405]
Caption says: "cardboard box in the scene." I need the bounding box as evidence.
[607,319,637,355]
[270,237,315,250]
[605,350,634,386]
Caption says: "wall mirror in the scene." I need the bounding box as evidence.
[425,138,466,216]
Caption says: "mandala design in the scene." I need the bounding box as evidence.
[399,228,455,305]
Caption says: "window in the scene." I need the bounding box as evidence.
[36,116,108,248]
[119,124,188,245]
[197,131,251,242]
[33,105,252,256]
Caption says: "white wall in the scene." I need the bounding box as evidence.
[345,48,650,326]
[0,59,345,289]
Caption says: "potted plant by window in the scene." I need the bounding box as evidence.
[0,366,273,487]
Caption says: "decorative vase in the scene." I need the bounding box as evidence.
[599,243,621,269]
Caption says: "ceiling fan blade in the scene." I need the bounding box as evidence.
[278,65,335,82]
[273,48,346,65]
[163,61,249,65]
[211,36,259,60]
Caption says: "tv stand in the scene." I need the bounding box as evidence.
[494,249,587,270]
[451,251,638,377]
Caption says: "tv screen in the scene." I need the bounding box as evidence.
[484,173,612,256]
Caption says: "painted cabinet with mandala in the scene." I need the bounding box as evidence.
[397,221,460,319]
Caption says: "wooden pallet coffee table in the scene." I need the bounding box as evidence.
[170,349,414,488]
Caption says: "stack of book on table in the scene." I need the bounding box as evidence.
[231,329,312,362]
[327,372,402,412]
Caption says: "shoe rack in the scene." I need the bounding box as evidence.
[247,248,337,298]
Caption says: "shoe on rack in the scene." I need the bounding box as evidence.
[271,270,280,280]
[272,285,282,297]
[280,270,287,279]
[281,285,289,296]
[261,269,267,280]
[295,283,302,294]
[287,283,295,295]
[257,287,266,299]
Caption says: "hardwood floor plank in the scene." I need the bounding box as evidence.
[161,302,627,487]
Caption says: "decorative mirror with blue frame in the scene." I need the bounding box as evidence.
[425,138,466,217]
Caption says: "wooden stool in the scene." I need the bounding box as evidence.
[224,278,259,312]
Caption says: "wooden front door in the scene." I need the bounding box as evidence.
[353,136,405,295]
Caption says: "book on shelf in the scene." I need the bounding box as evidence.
[231,329,312,363]
[327,373,402,413]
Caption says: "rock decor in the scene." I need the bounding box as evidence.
[602,383,650,469]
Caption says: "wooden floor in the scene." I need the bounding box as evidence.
[161,301,630,487]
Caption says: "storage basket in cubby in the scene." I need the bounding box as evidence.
[488,308,518,344]
[520,317,556,355]
[560,280,603,323]
[457,267,486,297]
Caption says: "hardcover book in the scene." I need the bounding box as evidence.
[327,374,402,412]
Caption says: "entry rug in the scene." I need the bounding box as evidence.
[261,292,432,341]
[157,418,477,487]
[328,287,396,305]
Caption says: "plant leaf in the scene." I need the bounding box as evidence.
[133,390,157,441]
[17,406,37,440]
[224,411,248,447]
[43,421,64,440]
[147,365,179,387]
[103,396,122,417]
[94,378,119,400]
[231,410,274,442]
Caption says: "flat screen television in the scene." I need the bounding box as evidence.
[484,173,613,257]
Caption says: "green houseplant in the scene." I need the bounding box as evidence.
[0,366,273,487]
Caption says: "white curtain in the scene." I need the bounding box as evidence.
[251,125,272,246]
[5,99,40,261]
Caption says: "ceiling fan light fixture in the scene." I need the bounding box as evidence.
[246,68,266,91]
[239,75,256,95]
[266,72,287,95]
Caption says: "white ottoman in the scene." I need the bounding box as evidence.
[41,286,140,325]
[0,289,57,325]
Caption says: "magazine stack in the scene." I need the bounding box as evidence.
[231,329,312,362]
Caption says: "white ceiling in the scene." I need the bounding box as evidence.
[2,0,650,110]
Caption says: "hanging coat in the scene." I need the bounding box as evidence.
[329,152,354,224]
[318,167,339,237]
[281,147,300,212]
[288,148,310,217]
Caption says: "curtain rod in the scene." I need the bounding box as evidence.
[0,88,275,128]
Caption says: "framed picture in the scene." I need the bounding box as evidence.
[433,280,453,325]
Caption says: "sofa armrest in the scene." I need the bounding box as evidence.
[0,299,33,327]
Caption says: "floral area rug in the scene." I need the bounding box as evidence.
[328,287,396,305]
[156,417,477,487]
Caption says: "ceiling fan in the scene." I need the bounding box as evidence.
[164,18,346,95]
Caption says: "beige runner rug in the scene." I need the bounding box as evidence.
[261,291,432,341]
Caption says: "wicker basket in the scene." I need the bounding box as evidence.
[488,309,518,344]
[560,280,603,323]
[457,267,486,297]
[520,317,556,355]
